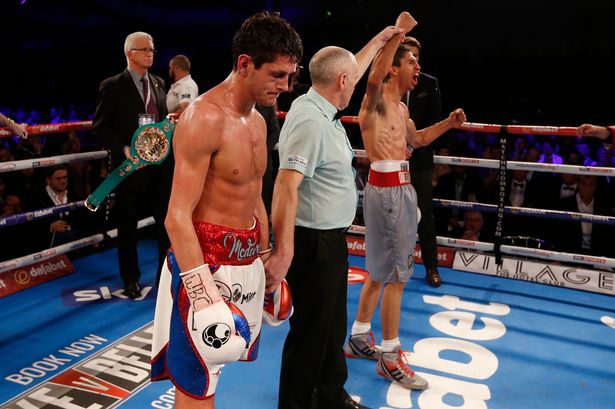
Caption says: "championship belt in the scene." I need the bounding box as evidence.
[85,115,177,212]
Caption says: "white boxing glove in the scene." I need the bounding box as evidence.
[263,279,293,326]
[188,300,251,365]
[179,262,251,366]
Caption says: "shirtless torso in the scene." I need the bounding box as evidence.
[166,54,297,273]
[158,53,297,409]
[188,88,267,228]
[359,12,419,163]
[360,96,413,162]
[359,43,465,164]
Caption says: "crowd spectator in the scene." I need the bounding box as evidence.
[433,158,483,235]
[22,165,86,251]
[553,175,614,257]
[452,210,493,242]
[0,177,25,260]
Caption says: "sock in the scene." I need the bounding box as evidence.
[381,337,401,352]
[351,321,371,336]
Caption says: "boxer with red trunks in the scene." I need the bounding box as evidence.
[151,219,264,399]
[344,11,466,390]
[150,11,302,409]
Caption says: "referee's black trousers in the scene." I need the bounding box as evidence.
[278,226,350,409]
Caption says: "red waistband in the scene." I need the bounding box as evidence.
[189,219,261,266]
[368,168,411,187]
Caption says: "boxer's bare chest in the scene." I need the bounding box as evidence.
[213,116,267,183]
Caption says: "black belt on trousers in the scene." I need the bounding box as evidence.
[325,226,350,234]
[296,226,349,235]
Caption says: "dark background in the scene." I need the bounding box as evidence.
[4,0,615,126]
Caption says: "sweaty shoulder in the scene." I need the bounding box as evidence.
[173,96,225,151]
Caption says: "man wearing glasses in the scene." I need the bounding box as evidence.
[93,31,172,299]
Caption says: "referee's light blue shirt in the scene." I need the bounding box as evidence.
[278,88,358,229]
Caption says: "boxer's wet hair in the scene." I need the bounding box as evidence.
[232,11,303,70]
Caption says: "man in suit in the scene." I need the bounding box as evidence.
[92,31,172,298]
[403,37,443,287]
[23,165,85,252]
[556,175,613,257]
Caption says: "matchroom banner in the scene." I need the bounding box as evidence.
[453,251,615,296]
[0,255,75,297]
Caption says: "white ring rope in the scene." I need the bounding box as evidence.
[0,151,108,173]
[434,156,615,177]
[0,216,155,273]
[353,149,615,177]
[431,199,615,225]
[347,225,615,269]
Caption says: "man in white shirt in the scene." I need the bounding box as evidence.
[166,54,199,113]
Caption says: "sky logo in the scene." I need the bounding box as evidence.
[61,285,155,305]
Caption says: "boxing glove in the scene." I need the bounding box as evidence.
[188,299,251,365]
[263,279,293,326]
[179,262,251,365]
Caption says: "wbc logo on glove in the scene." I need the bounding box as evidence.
[263,279,293,326]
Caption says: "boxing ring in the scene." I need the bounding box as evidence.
[0,116,614,409]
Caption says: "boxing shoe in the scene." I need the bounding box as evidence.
[377,346,428,390]
[344,331,381,360]
[427,268,442,287]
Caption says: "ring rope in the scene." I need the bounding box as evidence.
[354,149,615,176]
[0,151,108,173]
[0,216,155,273]
[0,121,93,138]
[432,199,615,226]
[347,224,615,269]
[277,112,613,140]
[2,117,611,140]
[433,156,615,177]
[0,200,85,228]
